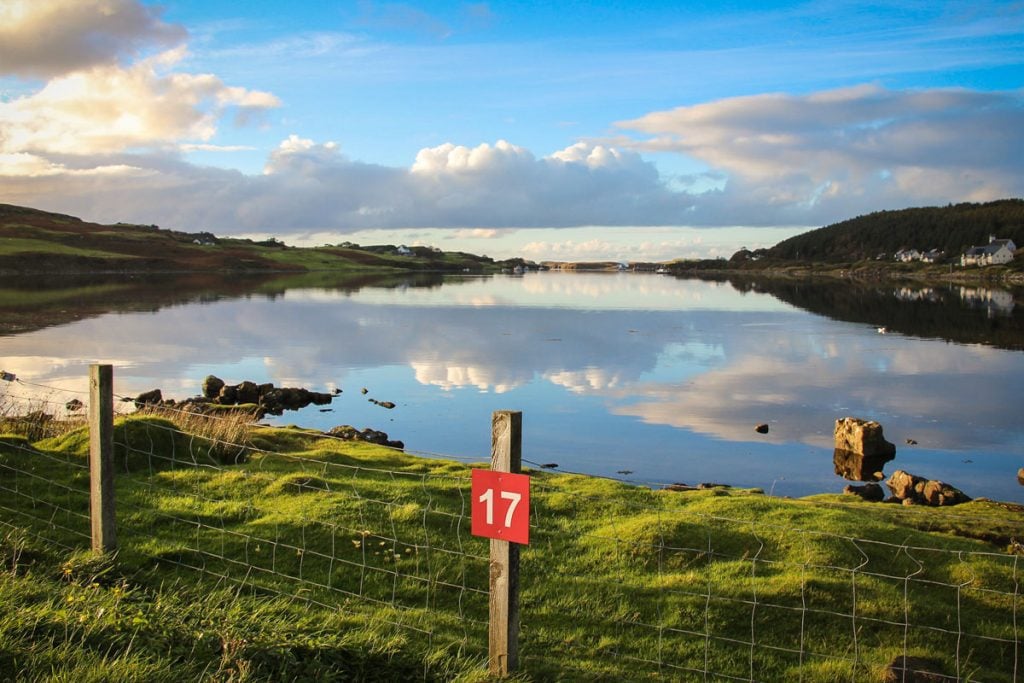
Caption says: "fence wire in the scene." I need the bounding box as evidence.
[523,475,1022,681]
[0,374,1021,681]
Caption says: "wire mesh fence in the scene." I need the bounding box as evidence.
[0,370,1021,681]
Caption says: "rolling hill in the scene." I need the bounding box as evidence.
[0,204,497,274]
[764,199,1024,263]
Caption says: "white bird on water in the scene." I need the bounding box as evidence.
[877,326,888,334]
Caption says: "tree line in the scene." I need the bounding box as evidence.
[764,199,1024,262]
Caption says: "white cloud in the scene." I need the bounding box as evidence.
[0,47,280,157]
[2,74,1022,236]
[617,84,1024,224]
[0,0,187,79]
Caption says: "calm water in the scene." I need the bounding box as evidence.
[2,272,1023,502]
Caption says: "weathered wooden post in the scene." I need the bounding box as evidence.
[489,410,522,676]
[89,364,116,554]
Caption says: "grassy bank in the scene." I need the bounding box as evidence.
[1,409,1022,681]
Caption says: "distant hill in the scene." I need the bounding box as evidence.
[0,204,498,274]
[764,199,1024,263]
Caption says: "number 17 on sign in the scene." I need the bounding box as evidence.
[472,469,530,545]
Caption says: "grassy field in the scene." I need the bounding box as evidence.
[0,203,503,276]
[0,408,1022,681]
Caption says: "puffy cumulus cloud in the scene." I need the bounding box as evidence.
[618,84,1024,225]
[0,47,280,158]
[264,135,345,174]
[0,137,692,231]
[0,0,187,79]
[404,139,689,227]
[412,139,533,174]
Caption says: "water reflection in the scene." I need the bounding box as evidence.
[738,277,1024,349]
[832,449,896,482]
[1,272,1022,500]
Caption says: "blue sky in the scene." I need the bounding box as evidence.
[1,0,1022,260]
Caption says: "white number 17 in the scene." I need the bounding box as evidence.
[478,488,522,527]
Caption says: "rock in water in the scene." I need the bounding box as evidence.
[834,417,896,457]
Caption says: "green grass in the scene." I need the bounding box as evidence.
[0,237,137,259]
[0,415,1021,681]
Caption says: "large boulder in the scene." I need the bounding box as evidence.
[217,384,238,404]
[134,388,163,407]
[834,417,896,457]
[235,380,260,405]
[202,375,225,399]
[886,470,970,506]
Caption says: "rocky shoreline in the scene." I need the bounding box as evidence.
[129,375,405,449]
[124,383,1002,505]
[833,417,972,506]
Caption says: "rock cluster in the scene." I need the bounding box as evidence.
[885,469,971,506]
[835,417,971,507]
[131,375,334,419]
[326,425,404,450]
[199,375,334,416]
[844,471,971,506]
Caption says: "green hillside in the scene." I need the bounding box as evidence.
[765,199,1024,262]
[0,204,499,275]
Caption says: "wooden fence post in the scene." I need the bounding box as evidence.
[89,364,117,554]
[489,410,522,676]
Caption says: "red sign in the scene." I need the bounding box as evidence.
[471,469,530,545]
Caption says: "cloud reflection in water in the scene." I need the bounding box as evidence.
[2,273,1022,500]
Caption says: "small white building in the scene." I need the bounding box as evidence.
[961,237,1016,267]
[895,248,921,262]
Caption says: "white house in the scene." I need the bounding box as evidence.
[894,248,921,262]
[961,236,1016,266]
